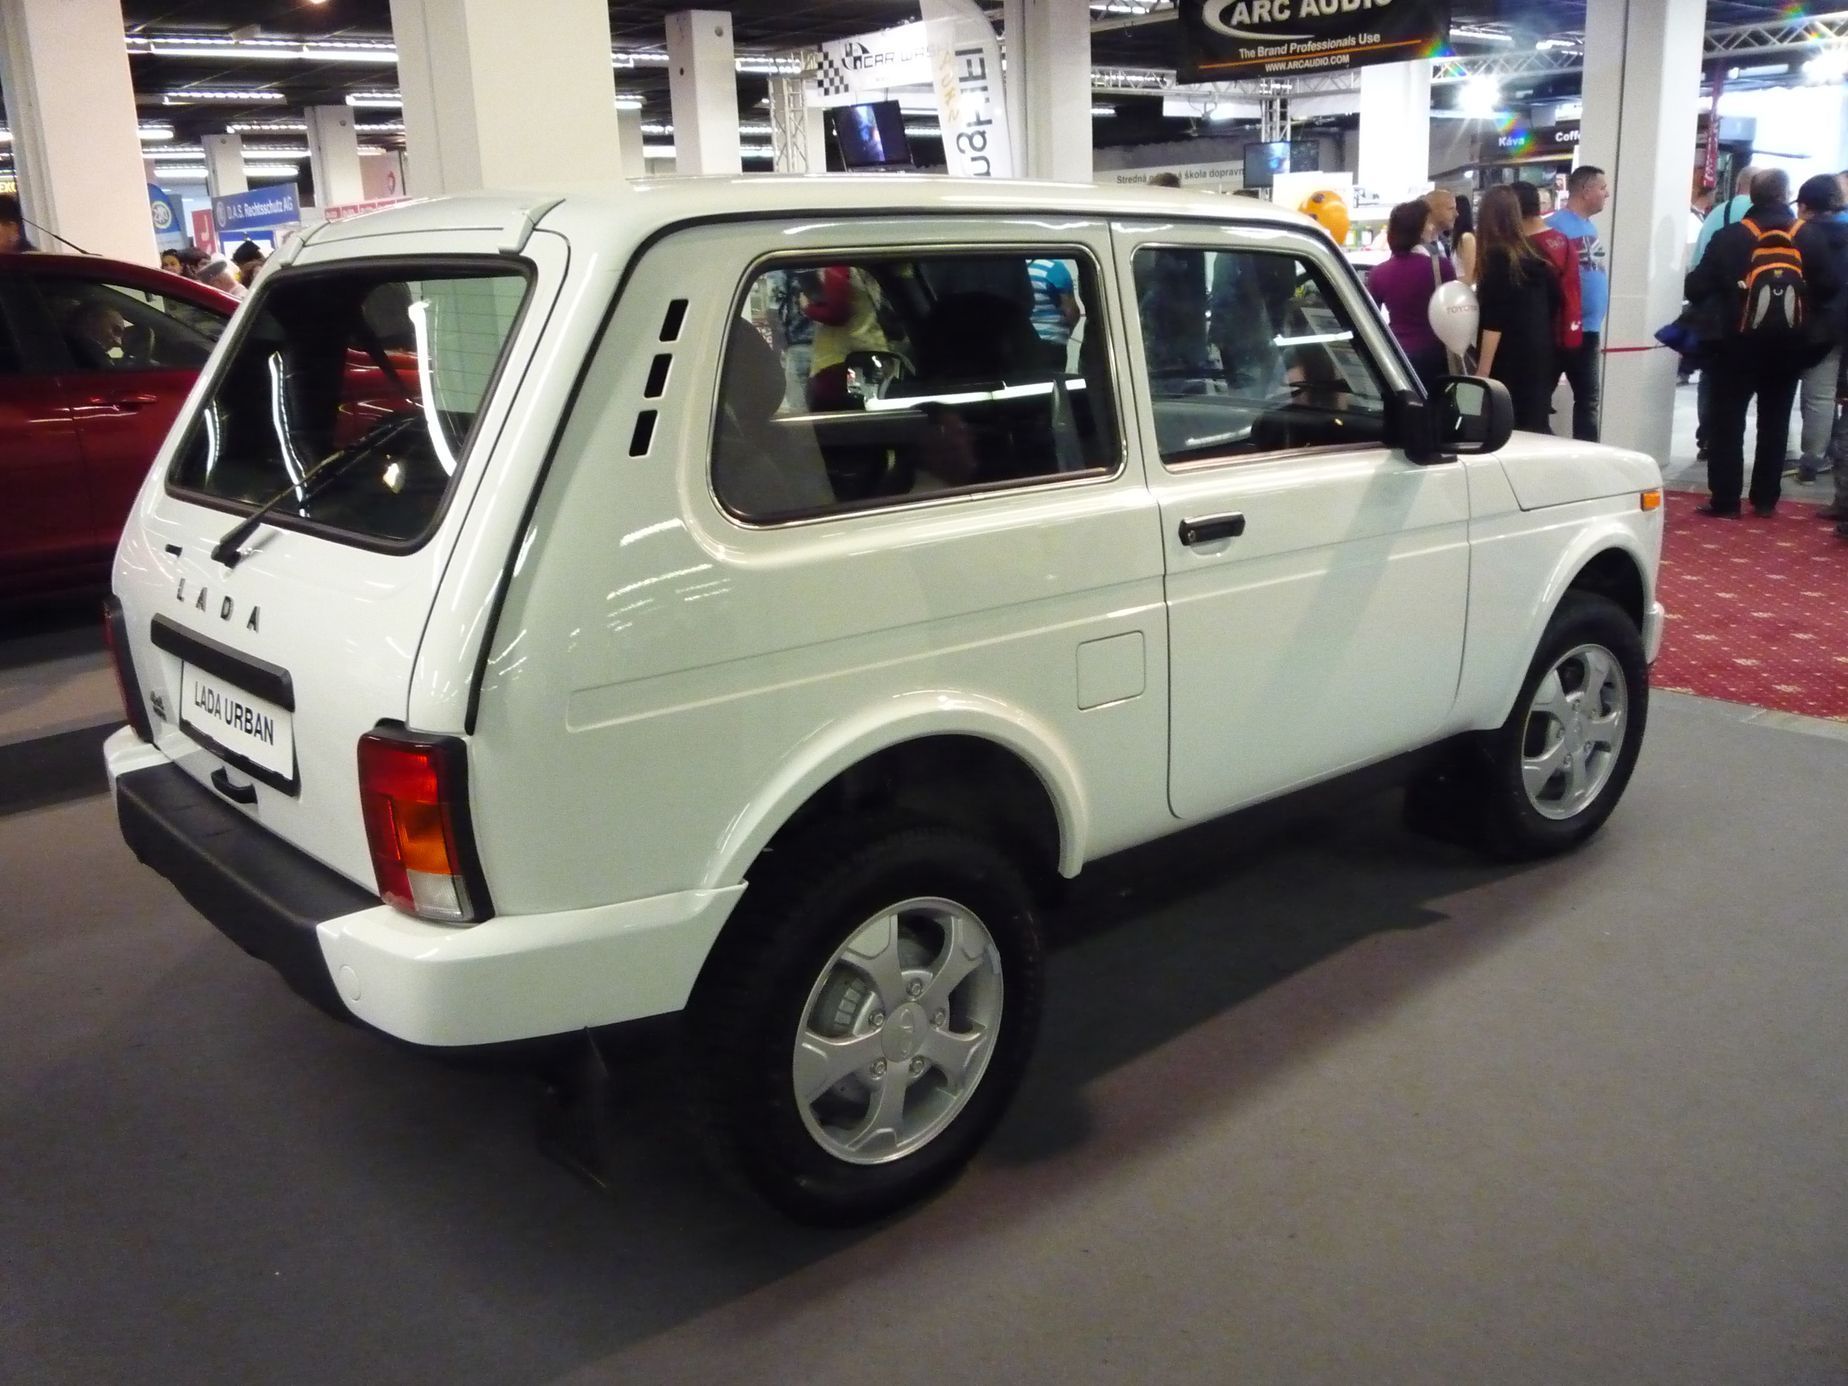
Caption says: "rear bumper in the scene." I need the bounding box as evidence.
[106,727,744,1047]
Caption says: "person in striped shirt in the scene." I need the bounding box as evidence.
[1027,257,1080,368]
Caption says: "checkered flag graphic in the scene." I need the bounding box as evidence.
[812,49,853,99]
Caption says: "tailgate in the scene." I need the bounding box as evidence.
[109,236,563,888]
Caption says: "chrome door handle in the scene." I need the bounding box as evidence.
[1178,513,1246,546]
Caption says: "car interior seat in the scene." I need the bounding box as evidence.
[712,316,837,519]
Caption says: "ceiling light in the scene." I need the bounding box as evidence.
[1804,46,1848,83]
[1451,25,1513,43]
[1459,75,1502,119]
[905,125,942,138]
[638,144,777,159]
[162,88,286,104]
[614,94,646,111]
[0,130,12,144]
[139,123,176,141]
[130,33,397,63]
[1092,104,1116,117]
[228,120,306,133]
[346,91,403,108]
[242,163,305,178]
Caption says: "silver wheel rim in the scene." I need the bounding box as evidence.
[792,897,1004,1166]
[1521,641,1628,821]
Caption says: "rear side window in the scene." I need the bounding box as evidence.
[168,263,529,546]
[713,251,1119,523]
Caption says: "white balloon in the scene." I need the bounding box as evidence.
[1427,279,1480,359]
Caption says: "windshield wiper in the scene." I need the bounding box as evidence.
[210,416,417,569]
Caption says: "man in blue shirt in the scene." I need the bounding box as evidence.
[1547,165,1610,442]
[1027,257,1080,366]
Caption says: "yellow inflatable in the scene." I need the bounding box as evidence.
[1297,189,1351,245]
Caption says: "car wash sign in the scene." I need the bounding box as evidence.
[810,20,934,106]
[1178,0,1450,81]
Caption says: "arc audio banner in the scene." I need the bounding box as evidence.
[1177,0,1451,81]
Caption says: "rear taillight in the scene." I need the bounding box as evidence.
[102,596,154,742]
[357,728,492,924]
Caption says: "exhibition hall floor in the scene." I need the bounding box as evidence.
[3,688,1844,1384]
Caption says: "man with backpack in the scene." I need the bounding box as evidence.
[1685,169,1843,518]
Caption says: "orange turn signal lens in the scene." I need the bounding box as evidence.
[1640,489,1663,511]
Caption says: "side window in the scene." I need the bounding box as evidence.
[33,278,222,373]
[1135,246,1388,465]
[712,250,1118,522]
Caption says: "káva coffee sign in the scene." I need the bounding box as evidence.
[1178,0,1450,81]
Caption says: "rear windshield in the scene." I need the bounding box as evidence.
[168,262,529,546]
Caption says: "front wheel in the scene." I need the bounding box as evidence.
[685,821,1043,1225]
[1460,591,1649,860]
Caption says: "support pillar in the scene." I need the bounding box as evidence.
[1010,0,1090,183]
[305,105,365,209]
[768,73,823,174]
[666,10,741,175]
[1358,60,1432,203]
[203,133,247,200]
[0,0,154,262]
[1579,0,1706,461]
[388,0,623,195]
[616,109,646,180]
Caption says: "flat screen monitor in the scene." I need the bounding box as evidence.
[1242,140,1292,190]
[830,101,912,170]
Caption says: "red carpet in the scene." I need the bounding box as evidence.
[1652,492,1848,721]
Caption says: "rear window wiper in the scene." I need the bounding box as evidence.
[210,415,419,569]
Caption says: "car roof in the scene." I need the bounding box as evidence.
[0,251,240,313]
[301,175,1324,258]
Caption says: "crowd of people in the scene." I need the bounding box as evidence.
[1369,168,1608,438]
[1369,166,1848,537]
[155,238,266,297]
[1,193,267,297]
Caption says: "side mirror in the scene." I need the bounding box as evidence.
[1398,375,1515,463]
[1436,375,1514,455]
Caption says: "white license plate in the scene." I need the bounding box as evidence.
[178,663,295,783]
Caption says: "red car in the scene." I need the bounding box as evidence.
[0,253,238,603]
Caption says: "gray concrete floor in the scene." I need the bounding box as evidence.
[3,684,1845,1385]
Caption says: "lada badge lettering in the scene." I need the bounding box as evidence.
[175,577,259,632]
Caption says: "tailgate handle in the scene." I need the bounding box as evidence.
[1179,512,1246,546]
[211,768,257,805]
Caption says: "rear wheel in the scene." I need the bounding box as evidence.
[686,820,1042,1225]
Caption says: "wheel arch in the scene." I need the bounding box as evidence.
[1485,530,1654,728]
[702,695,1091,895]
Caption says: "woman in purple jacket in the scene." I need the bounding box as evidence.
[1367,199,1455,392]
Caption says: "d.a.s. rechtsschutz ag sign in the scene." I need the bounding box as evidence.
[1177,0,1451,81]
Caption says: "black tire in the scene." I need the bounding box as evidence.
[1449,591,1649,860]
[684,818,1043,1225]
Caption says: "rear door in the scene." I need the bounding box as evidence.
[113,231,565,887]
[1112,223,1471,820]
[22,270,229,551]
[0,271,95,596]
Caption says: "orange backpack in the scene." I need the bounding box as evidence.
[1737,218,1806,339]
